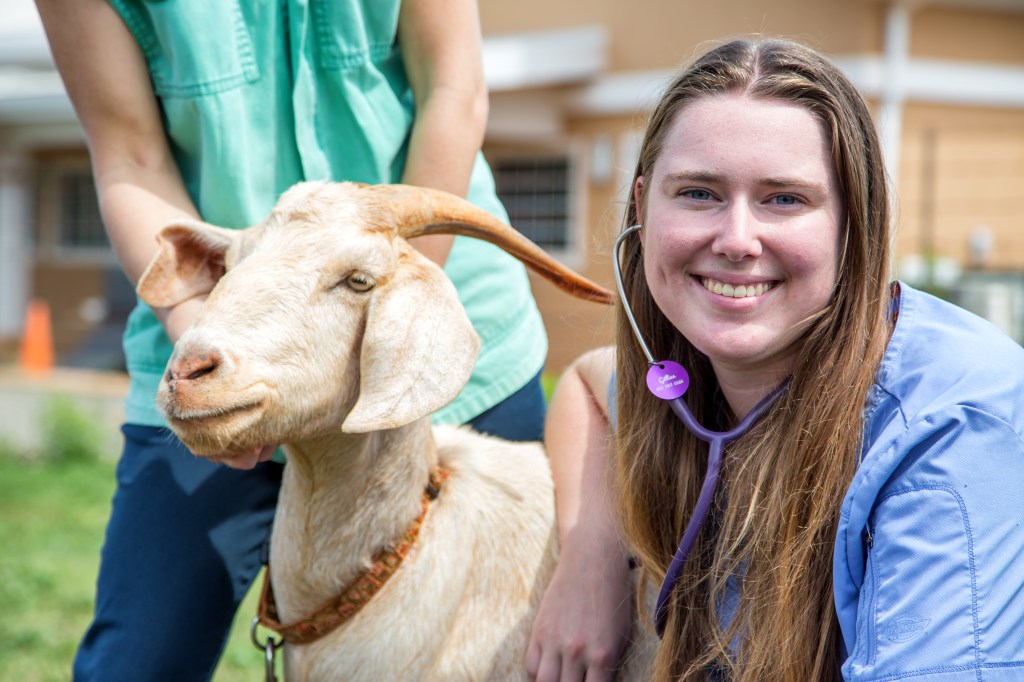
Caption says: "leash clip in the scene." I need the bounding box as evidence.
[251,616,283,682]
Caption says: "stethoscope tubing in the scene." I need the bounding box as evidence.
[656,388,785,636]
[612,226,787,638]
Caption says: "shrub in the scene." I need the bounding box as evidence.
[39,396,103,465]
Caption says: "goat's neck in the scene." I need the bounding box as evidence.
[270,418,437,618]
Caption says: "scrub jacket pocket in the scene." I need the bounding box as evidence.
[110,0,260,98]
[310,0,400,70]
[845,487,978,680]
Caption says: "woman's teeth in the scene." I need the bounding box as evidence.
[701,277,773,298]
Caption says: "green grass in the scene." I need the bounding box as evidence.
[541,372,559,401]
[0,453,114,681]
[0,450,267,681]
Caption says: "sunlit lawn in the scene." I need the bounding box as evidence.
[0,450,265,681]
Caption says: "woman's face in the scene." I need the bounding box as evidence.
[638,93,844,380]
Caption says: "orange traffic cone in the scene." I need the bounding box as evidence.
[20,298,55,375]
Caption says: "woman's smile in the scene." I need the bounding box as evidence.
[698,276,776,299]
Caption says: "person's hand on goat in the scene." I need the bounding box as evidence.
[526,348,634,681]
[206,445,278,470]
[526,531,634,682]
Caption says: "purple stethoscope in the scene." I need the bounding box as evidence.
[613,224,787,638]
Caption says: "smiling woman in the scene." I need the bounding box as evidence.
[527,37,1024,682]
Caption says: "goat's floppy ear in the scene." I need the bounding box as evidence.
[341,254,480,433]
[136,221,239,308]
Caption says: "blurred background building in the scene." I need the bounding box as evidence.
[2,0,1023,377]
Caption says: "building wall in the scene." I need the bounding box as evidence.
[481,0,882,68]
[897,104,1024,273]
[32,265,107,357]
[911,6,1024,64]
[18,147,129,368]
[486,111,642,372]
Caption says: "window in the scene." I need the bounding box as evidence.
[34,153,113,263]
[492,156,572,252]
[56,170,107,249]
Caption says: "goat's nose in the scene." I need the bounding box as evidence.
[166,349,222,386]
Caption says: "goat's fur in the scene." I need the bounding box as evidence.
[137,182,654,680]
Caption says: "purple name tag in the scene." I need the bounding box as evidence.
[646,360,689,400]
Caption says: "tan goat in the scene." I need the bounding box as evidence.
[136,181,654,680]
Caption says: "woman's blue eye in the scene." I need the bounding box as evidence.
[773,194,798,205]
[685,189,713,201]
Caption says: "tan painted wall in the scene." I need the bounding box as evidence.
[480,0,881,67]
[487,113,642,373]
[483,1,1024,65]
[896,103,1024,271]
[912,7,1024,64]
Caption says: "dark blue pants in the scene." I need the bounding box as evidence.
[72,371,546,681]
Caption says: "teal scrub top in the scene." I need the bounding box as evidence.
[110,0,547,427]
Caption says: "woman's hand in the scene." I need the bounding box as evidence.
[526,348,633,681]
[526,531,634,681]
[206,445,278,470]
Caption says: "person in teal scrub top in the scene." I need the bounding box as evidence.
[35,0,549,678]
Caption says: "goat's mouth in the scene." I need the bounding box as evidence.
[165,400,264,425]
[163,398,269,457]
[159,382,271,428]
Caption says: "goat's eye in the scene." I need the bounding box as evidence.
[346,273,375,293]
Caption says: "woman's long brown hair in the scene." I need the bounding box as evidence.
[615,39,892,680]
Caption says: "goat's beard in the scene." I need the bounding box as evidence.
[165,403,268,456]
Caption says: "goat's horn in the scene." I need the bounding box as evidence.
[366,184,613,305]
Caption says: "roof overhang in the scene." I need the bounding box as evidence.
[561,55,1024,116]
[835,55,1024,109]
[482,25,609,92]
[861,0,1024,14]
[0,69,74,125]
